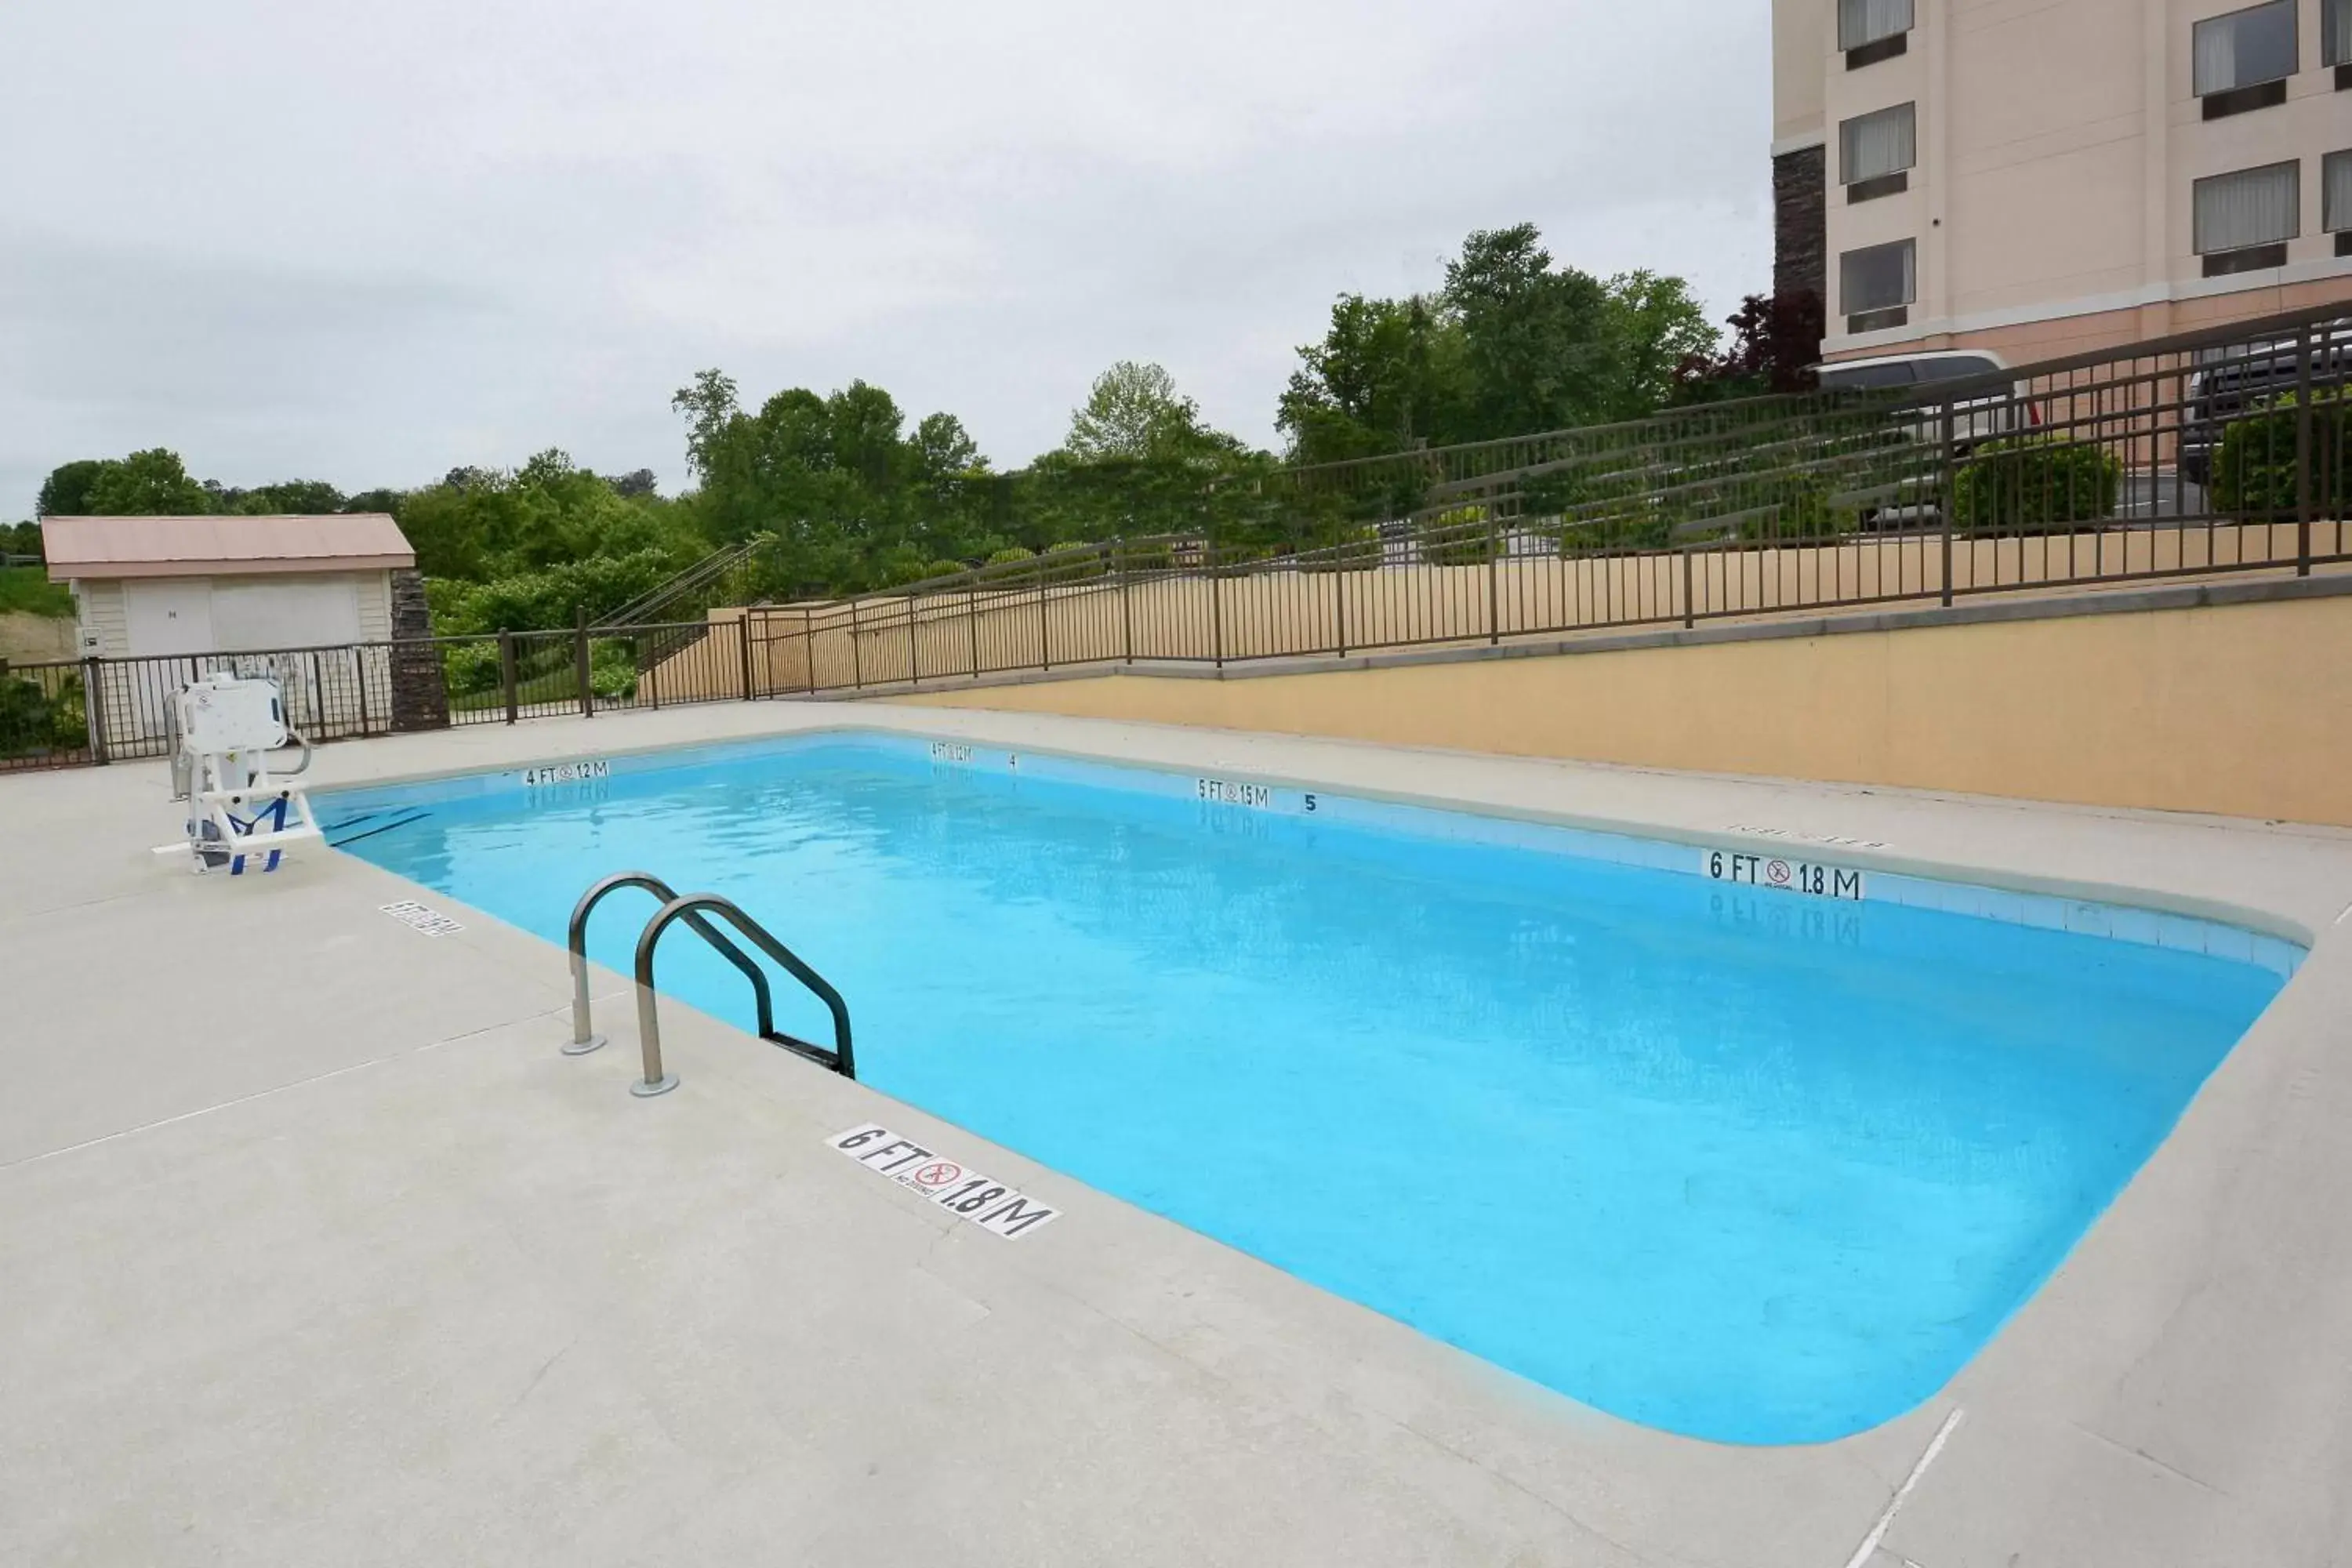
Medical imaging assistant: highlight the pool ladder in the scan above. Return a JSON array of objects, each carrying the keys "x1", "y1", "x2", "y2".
[{"x1": 566, "y1": 872, "x2": 855, "y2": 1098}]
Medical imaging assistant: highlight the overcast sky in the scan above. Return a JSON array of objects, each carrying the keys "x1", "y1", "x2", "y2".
[{"x1": 0, "y1": 1, "x2": 1769, "y2": 514}]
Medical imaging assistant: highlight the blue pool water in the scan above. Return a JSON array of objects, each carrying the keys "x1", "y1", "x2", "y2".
[{"x1": 325, "y1": 733, "x2": 2294, "y2": 1445}]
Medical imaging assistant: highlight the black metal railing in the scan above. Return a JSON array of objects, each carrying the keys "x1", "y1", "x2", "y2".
[
  {"x1": 0, "y1": 657, "x2": 94, "y2": 772},
  {"x1": 3, "y1": 303, "x2": 2344, "y2": 775},
  {"x1": 0, "y1": 615, "x2": 775, "y2": 773},
  {"x1": 733, "y1": 300, "x2": 2349, "y2": 694}
]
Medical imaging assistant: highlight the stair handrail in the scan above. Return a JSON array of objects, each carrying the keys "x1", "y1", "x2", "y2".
[
  {"x1": 627, "y1": 892, "x2": 856, "y2": 1098},
  {"x1": 597, "y1": 538, "x2": 764, "y2": 630},
  {"x1": 565, "y1": 872, "x2": 777, "y2": 1058}
]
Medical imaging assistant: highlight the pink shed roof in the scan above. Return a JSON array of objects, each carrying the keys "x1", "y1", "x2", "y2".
[{"x1": 42, "y1": 514, "x2": 415, "y2": 581}]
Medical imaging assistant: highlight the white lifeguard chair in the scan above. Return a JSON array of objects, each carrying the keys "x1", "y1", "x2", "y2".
[{"x1": 158, "y1": 672, "x2": 324, "y2": 875}]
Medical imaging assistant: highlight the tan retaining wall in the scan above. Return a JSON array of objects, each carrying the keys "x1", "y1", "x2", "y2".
[
  {"x1": 886, "y1": 588, "x2": 2352, "y2": 829},
  {"x1": 648, "y1": 521, "x2": 2347, "y2": 702}
]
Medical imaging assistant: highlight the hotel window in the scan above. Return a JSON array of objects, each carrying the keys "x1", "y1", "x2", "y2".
[
  {"x1": 1841, "y1": 103, "x2": 1917, "y2": 201},
  {"x1": 1841, "y1": 238, "x2": 1916, "y2": 333},
  {"x1": 2328, "y1": 0, "x2": 2352, "y2": 85},
  {"x1": 2194, "y1": 1, "x2": 2299, "y2": 118},
  {"x1": 2328, "y1": 151, "x2": 2352, "y2": 255},
  {"x1": 2194, "y1": 161, "x2": 2300, "y2": 275},
  {"x1": 1840, "y1": 0, "x2": 1914, "y2": 68}
]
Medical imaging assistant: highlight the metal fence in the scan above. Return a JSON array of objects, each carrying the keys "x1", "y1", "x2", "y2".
[
  {"x1": 742, "y1": 300, "x2": 2350, "y2": 691},
  {"x1": 0, "y1": 617, "x2": 760, "y2": 773},
  {"x1": 4, "y1": 302, "x2": 2346, "y2": 773}
]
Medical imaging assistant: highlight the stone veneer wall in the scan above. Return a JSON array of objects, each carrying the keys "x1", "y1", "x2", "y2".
[
  {"x1": 388, "y1": 568, "x2": 450, "y2": 733},
  {"x1": 1773, "y1": 145, "x2": 1827, "y2": 304}
]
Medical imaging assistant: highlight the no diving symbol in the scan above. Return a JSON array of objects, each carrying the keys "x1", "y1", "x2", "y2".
[
  {"x1": 913, "y1": 1160, "x2": 964, "y2": 1190},
  {"x1": 1766, "y1": 859, "x2": 1792, "y2": 887}
]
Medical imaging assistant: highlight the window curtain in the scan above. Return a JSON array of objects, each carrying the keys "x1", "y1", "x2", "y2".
[
  {"x1": 1842, "y1": 103, "x2": 1917, "y2": 183},
  {"x1": 2328, "y1": 0, "x2": 2350, "y2": 66},
  {"x1": 2326, "y1": 152, "x2": 2352, "y2": 234},
  {"x1": 1838, "y1": 0, "x2": 1914, "y2": 50},
  {"x1": 2196, "y1": 2, "x2": 2297, "y2": 94},
  {"x1": 2195, "y1": 162, "x2": 2300, "y2": 253},
  {"x1": 1842, "y1": 241, "x2": 1917, "y2": 314},
  {"x1": 2194, "y1": 12, "x2": 2240, "y2": 93}
]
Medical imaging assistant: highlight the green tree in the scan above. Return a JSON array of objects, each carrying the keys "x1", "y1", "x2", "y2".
[
  {"x1": 398, "y1": 449, "x2": 699, "y2": 587},
  {"x1": 671, "y1": 368, "x2": 742, "y2": 481},
  {"x1": 82, "y1": 449, "x2": 213, "y2": 515},
  {"x1": 909, "y1": 412, "x2": 982, "y2": 481},
  {"x1": 1277, "y1": 227, "x2": 1717, "y2": 465},
  {"x1": 1601, "y1": 271, "x2": 1720, "y2": 419},
  {"x1": 1025, "y1": 362, "x2": 1266, "y2": 547},
  {"x1": 825, "y1": 381, "x2": 910, "y2": 494},
  {"x1": 1277, "y1": 294, "x2": 1473, "y2": 463},
  {"x1": 677, "y1": 370, "x2": 1028, "y2": 592},
  {"x1": 1443, "y1": 223, "x2": 1618, "y2": 440},
  {"x1": 1065, "y1": 361, "x2": 1206, "y2": 460},
  {"x1": 905, "y1": 412, "x2": 997, "y2": 564},
  {"x1": 35, "y1": 459, "x2": 111, "y2": 517},
  {"x1": 206, "y1": 478, "x2": 348, "y2": 514}
]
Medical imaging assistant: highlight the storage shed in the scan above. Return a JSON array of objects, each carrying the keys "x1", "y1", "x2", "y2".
[
  {"x1": 38, "y1": 514, "x2": 444, "y2": 743},
  {"x1": 41, "y1": 514, "x2": 416, "y2": 659}
]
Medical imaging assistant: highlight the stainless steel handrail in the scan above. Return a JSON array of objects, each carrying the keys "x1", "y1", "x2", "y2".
[
  {"x1": 629, "y1": 892, "x2": 855, "y2": 1098},
  {"x1": 564, "y1": 872, "x2": 776, "y2": 1059}
]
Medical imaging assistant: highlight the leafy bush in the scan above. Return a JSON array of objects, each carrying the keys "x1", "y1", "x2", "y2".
[
  {"x1": 0, "y1": 670, "x2": 82, "y2": 758},
  {"x1": 1298, "y1": 523, "x2": 1382, "y2": 572},
  {"x1": 441, "y1": 640, "x2": 504, "y2": 698},
  {"x1": 47, "y1": 672, "x2": 85, "y2": 749},
  {"x1": 1735, "y1": 473, "x2": 1848, "y2": 542},
  {"x1": 590, "y1": 641, "x2": 637, "y2": 700},
  {"x1": 1039, "y1": 542, "x2": 1109, "y2": 583},
  {"x1": 1950, "y1": 437, "x2": 2119, "y2": 534},
  {"x1": 2212, "y1": 389, "x2": 2352, "y2": 518},
  {"x1": 1420, "y1": 506, "x2": 1497, "y2": 565},
  {"x1": 427, "y1": 548, "x2": 680, "y2": 636},
  {"x1": 0, "y1": 676, "x2": 53, "y2": 755},
  {"x1": 985, "y1": 546, "x2": 1034, "y2": 567}
]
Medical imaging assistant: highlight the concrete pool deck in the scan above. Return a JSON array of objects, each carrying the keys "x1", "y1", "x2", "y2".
[{"x1": 4, "y1": 702, "x2": 2350, "y2": 1566}]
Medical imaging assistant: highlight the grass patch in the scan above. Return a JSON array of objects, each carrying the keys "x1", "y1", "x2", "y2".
[
  {"x1": 450, "y1": 665, "x2": 578, "y2": 713},
  {"x1": 0, "y1": 567, "x2": 73, "y2": 619}
]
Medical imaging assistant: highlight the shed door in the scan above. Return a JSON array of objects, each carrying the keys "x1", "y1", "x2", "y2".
[
  {"x1": 212, "y1": 578, "x2": 362, "y2": 652},
  {"x1": 123, "y1": 579, "x2": 217, "y2": 656}
]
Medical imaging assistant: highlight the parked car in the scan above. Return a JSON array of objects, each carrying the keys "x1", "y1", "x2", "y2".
[
  {"x1": 2178, "y1": 334, "x2": 2352, "y2": 488},
  {"x1": 1813, "y1": 350, "x2": 2041, "y2": 529},
  {"x1": 1815, "y1": 350, "x2": 2039, "y2": 451}
]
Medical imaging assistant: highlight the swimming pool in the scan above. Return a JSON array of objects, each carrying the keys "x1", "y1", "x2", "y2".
[{"x1": 323, "y1": 731, "x2": 2297, "y2": 1446}]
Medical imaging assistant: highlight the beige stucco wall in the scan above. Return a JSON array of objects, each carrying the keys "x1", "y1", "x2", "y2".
[
  {"x1": 638, "y1": 605, "x2": 815, "y2": 704},
  {"x1": 1773, "y1": 0, "x2": 1833, "y2": 147},
  {"x1": 648, "y1": 521, "x2": 2344, "y2": 704},
  {"x1": 1886, "y1": 274, "x2": 2352, "y2": 366},
  {"x1": 1795, "y1": 0, "x2": 2352, "y2": 358},
  {"x1": 887, "y1": 590, "x2": 2352, "y2": 828}
]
